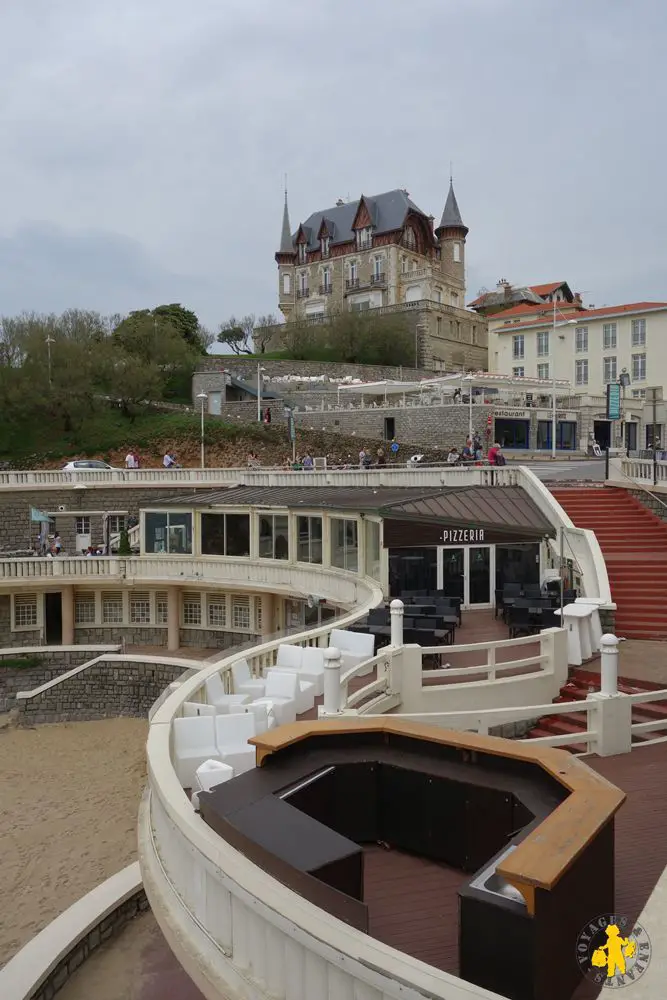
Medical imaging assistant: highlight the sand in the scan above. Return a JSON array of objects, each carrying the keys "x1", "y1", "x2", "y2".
[{"x1": 0, "y1": 717, "x2": 148, "y2": 968}]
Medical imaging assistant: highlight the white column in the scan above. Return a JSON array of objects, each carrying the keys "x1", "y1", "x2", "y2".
[
  {"x1": 167, "y1": 587, "x2": 180, "y2": 653},
  {"x1": 322, "y1": 646, "x2": 342, "y2": 715},
  {"x1": 390, "y1": 598, "x2": 404, "y2": 646},
  {"x1": 599, "y1": 633, "x2": 619, "y2": 696},
  {"x1": 61, "y1": 585, "x2": 74, "y2": 645}
]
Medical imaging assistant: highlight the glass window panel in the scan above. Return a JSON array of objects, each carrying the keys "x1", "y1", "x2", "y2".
[
  {"x1": 225, "y1": 514, "x2": 250, "y2": 557},
  {"x1": 201, "y1": 513, "x2": 226, "y2": 555}
]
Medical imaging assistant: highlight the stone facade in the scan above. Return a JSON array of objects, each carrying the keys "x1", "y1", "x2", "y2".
[
  {"x1": 0, "y1": 486, "x2": 213, "y2": 553},
  {"x1": 31, "y1": 888, "x2": 149, "y2": 1000},
  {"x1": 17, "y1": 659, "x2": 189, "y2": 724},
  {"x1": 0, "y1": 594, "x2": 40, "y2": 646},
  {"x1": 0, "y1": 647, "x2": 114, "y2": 712},
  {"x1": 73, "y1": 625, "x2": 257, "y2": 650}
]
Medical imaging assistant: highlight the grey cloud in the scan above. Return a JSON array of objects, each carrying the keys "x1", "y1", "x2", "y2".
[{"x1": 0, "y1": 0, "x2": 666, "y2": 331}]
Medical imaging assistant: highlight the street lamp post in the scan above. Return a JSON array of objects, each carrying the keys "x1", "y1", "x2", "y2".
[
  {"x1": 257, "y1": 364, "x2": 266, "y2": 422},
  {"x1": 551, "y1": 301, "x2": 577, "y2": 458},
  {"x1": 197, "y1": 392, "x2": 207, "y2": 468},
  {"x1": 46, "y1": 335, "x2": 55, "y2": 386}
]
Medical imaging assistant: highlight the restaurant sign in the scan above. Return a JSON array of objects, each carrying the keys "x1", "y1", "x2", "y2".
[
  {"x1": 442, "y1": 528, "x2": 485, "y2": 543},
  {"x1": 494, "y1": 409, "x2": 530, "y2": 419}
]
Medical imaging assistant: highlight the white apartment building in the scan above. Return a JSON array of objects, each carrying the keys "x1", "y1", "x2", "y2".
[{"x1": 489, "y1": 300, "x2": 667, "y2": 450}]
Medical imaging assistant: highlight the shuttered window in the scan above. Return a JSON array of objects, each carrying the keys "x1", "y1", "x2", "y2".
[
  {"x1": 74, "y1": 592, "x2": 96, "y2": 624},
  {"x1": 182, "y1": 592, "x2": 202, "y2": 626},
  {"x1": 231, "y1": 595, "x2": 251, "y2": 631},
  {"x1": 207, "y1": 596, "x2": 227, "y2": 629},
  {"x1": 155, "y1": 592, "x2": 168, "y2": 625},
  {"x1": 13, "y1": 593, "x2": 38, "y2": 628},
  {"x1": 102, "y1": 591, "x2": 123, "y2": 624},
  {"x1": 130, "y1": 591, "x2": 151, "y2": 625}
]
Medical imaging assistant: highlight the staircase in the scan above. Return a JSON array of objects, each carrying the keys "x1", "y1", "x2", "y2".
[
  {"x1": 525, "y1": 668, "x2": 667, "y2": 751},
  {"x1": 551, "y1": 486, "x2": 667, "y2": 639}
]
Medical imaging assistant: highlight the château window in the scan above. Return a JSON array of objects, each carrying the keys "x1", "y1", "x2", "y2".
[
  {"x1": 322, "y1": 267, "x2": 331, "y2": 292},
  {"x1": 453, "y1": 242, "x2": 461, "y2": 262},
  {"x1": 297, "y1": 243, "x2": 306, "y2": 263},
  {"x1": 402, "y1": 227, "x2": 416, "y2": 249},
  {"x1": 321, "y1": 237, "x2": 330, "y2": 257},
  {"x1": 372, "y1": 256, "x2": 383, "y2": 279},
  {"x1": 282, "y1": 273, "x2": 291, "y2": 295},
  {"x1": 349, "y1": 260, "x2": 358, "y2": 282},
  {"x1": 299, "y1": 272, "x2": 308, "y2": 293},
  {"x1": 356, "y1": 227, "x2": 372, "y2": 249}
]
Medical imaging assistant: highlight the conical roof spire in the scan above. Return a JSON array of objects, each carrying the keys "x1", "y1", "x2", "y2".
[
  {"x1": 437, "y1": 179, "x2": 467, "y2": 233},
  {"x1": 279, "y1": 187, "x2": 293, "y2": 253}
]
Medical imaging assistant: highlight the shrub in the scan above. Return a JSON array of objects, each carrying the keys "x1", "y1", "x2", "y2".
[
  {"x1": 117, "y1": 529, "x2": 132, "y2": 556},
  {"x1": 0, "y1": 656, "x2": 42, "y2": 669}
]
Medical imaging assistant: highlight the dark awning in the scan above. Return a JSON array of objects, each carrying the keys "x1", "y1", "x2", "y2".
[{"x1": 380, "y1": 486, "x2": 555, "y2": 539}]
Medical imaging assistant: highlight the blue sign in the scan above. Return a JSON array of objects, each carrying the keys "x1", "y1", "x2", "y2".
[
  {"x1": 288, "y1": 413, "x2": 296, "y2": 443},
  {"x1": 390, "y1": 442, "x2": 399, "y2": 453},
  {"x1": 606, "y1": 383, "x2": 621, "y2": 420}
]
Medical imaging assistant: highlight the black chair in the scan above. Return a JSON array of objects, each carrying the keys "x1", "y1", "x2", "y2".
[
  {"x1": 540, "y1": 609, "x2": 562, "y2": 629},
  {"x1": 563, "y1": 589, "x2": 577, "y2": 603},
  {"x1": 368, "y1": 608, "x2": 388, "y2": 627},
  {"x1": 434, "y1": 600, "x2": 462, "y2": 626},
  {"x1": 503, "y1": 582, "x2": 522, "y2": 597},
  {"x1": 409, "y1": 605, "x2": 436, "y2": 617},
  {"x1": 523, "y1": 584, "x2": 542, "y2": 599},
  {"x1": 507, "y1": 606, "x2": 538, "y2": 639}
]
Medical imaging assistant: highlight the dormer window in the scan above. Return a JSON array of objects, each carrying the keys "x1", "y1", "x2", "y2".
[
  {"x1": 321, "y1": 236, "x2": 330, "y2": 258},
  {"x1": 402, "y1": 226, "x2": 416, "y2": 250},
  {"x1": 356, "y1": 227, "x2": 372, "y2": 250},
  {"x1": 297, "y1": 243, "x2": 306, "y2": 263}
]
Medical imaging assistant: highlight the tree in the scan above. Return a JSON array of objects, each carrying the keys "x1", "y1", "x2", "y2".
[
  {"x1": 254, "y1": 314, "x2": 281, "y2": 354},
  {"x1": 217, "y1": 315, "x2": 255, "y2": 354},
  {"x1": 117, "y1": 529, "x2": 132, "y2": 556},
  {"x1": 279, "y1": 309, "x2": 415, "y2": 366},
  {"x1": 114, "y1": 304, "x2": 207, "y2": 354}
]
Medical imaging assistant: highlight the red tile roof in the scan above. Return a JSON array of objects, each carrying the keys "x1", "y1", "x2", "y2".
[
  {"x1": 489, "y1": 301, "x2": 584, "y2": 322},
  {"x1": 529, "y1": 281, "x2": 567, "y2": 296},
  {"x1": 493, "y1": 301, "x2": 667, "y2": 333}
]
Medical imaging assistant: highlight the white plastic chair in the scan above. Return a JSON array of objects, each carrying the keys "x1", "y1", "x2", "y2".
[
  {"x1": 251, "y1": 671, "x2": 298, "y2": 726},
  {"x1": 275, "y1": 644, "x2": 303, "y2": 670},
  {"x1": 330, "y1": 628, "x2": 375, "y2": 677},
  {"x1": 231, "y1": 658, "x2": 266, "y2": 699},
  {"x1": 266, "y1": 667, "x2": 315, "y2": 713},
  {"x1": 214, "y1": 713, "x2": 257, "y2": 774},
  {"x1": 182, "y1": 701, "x2": 216, "y2": 717},
  {"x1": 172, "y1": 716, "x2": 220, "y2": 789},
  {"x1": 205, "y1": 673, "x2": 250, "y2": 714},
  {"x1": 191, "y1": 758, "x2": 234, "y2": 810},
  {"x1": 298, "y1": 646, "x2": 325, "y2": 696},
  {"x1": 230, "y1": 701, "x2": 276, "y2": 735}
]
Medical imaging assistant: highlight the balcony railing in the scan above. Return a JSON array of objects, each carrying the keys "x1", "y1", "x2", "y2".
[
  {"x1": 296, "y1": 288, "x2": 310, "y2": 299},
  {"x1": 370, "y1": 272, "x2": 386, "y2": 285},
  {"x1": 319, "y1": 284, "x2": 333, "y2": 295},
  {"x1": 345, "y1": 277, "x2": 360, "y2": 290}
]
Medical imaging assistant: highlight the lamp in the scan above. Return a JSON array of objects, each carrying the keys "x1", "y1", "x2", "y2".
[
  {"x1": 551, "y1": 301, "x2": 577, "y2": 458},
  {"x1": 196, "y1": 392, "x2": 208, "y2": 468}
]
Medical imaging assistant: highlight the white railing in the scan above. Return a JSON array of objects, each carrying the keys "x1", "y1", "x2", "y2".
[
  {"x1": 627, "y1": 689, "x2": 667, "y2": 746},
  {"x1": 611, "y1": 455, "x2": 667, "y2": 486},
  {"x1": 142, "y1": 581, "x2": 509, "y2": 1000},
  {"x1": 420, "y1": 632, "x2": 550, "y2": 682}
]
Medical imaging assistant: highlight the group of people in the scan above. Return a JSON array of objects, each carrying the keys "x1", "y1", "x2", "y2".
[
  {"x1": 124, "y1": 450, "x2": 141, "y2": 469},
  {"x1": 446, "y1": 435, "x2": 506, "y2": 466}
]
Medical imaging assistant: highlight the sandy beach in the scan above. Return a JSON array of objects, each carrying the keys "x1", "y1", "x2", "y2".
[{"x1": 0, "y1": 717, "x2": 148, "y2": 968}]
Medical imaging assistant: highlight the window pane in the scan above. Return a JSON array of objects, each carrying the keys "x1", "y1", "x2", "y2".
[
  {"x1": 365, "y1": 520, "x2": 381, "y2": 579},
  {"x1": 331, "y1": 518, "x2": 346, "y2": 569},
  {"x1": 145, "y1": 513, "x2": 168, "y2": 553},
  {"x1": 167, "y1": 513, "x2": 192, "y2": 554},
  {"x1": 201, "y1": 513, "x2": 226, "y2": 556},
  {"x1": 225, "y1": 514, "x2": 250, "y2": 557},
  {"x1": 259, "y1": 516, "x2": 274, "y2": 558},
  {"x1": 345, "y1": 520, "x2": 358, "y2": 572},
  {"x1": 274, "y1": 515, "x2": 289, "y2": 560},
  {"x1": 310, "y1": 517, "x2": 322, "y2": 564}
]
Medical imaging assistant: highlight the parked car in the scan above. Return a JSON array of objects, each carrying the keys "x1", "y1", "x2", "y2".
[{"x1": 62, "y1": 460, "x2": 118, "y2": 471}]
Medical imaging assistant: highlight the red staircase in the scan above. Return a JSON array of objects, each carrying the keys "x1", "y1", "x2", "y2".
[
  {"x1": 525, "y1": 668, "x2": 667, "y2": 751},
  {"x1": 551, "y1": 486, "x2": 667, "y2": 639}
]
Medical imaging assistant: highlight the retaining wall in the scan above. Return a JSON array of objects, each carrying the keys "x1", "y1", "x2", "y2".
[
  {"x1": 17, "y1": 659, "x2": 189, "y2": 725},
  {"x1": 0, "y1": 647, "x2": 118, "y2": 712}
]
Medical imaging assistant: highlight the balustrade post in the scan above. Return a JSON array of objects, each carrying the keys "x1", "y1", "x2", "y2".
[
  {"x1": 322, "y1": 646, "x2": 342, "y2": 715},
  {"x1": 599, "y1": 633, "x2": 619, "y2": 696},
  {"x1": 390, "y1": 599, "x2": 404, "y2": 646}
]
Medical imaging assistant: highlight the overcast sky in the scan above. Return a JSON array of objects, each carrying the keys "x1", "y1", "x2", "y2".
[{"x1": 1, "y1": 0, "x2": 666, "y2": 339}]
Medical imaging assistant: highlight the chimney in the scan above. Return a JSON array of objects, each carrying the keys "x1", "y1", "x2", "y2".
[
  {"x1": 573, "y1": 292, "x2": 583, "y2": 307},
  {"x1": 335, "y1": 199, "x2": 344, "y2": 207}
]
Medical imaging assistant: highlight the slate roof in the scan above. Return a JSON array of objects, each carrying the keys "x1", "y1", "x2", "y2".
[
  {"x1": 292, "y1": 190, "x2": 427, "y2": 252},
  {"x1": 437, "y1": 181, "x2": 466, "y2": 230},
  {"x1": 154, "y1": 485, "x2": 555, "y2": 537}
]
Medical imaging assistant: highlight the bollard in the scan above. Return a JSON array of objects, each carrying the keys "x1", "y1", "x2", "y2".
[
  {"x1": 599, "y1": 633, "x2": 619, "y2": 696},
  {"x1": 323, "y1": 646, "x2": 342, "y2": 714},
  {"x1": 390, "y1": 599, "x2": 404, "y2": 646}
]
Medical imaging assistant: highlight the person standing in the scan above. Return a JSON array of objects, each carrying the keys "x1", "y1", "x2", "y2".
[{"x1": 125, "y1": 450, "x2": 135, "y2": 469}]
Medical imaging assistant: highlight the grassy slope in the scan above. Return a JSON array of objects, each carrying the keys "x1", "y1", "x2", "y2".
[{"x1": 4, "y1": 409, "x2": 443, "y2": 469}]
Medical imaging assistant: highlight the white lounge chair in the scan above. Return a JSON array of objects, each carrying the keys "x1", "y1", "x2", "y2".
[
  {"x1": 191, "y1": 758, "x2": 234, "y2": 810},
  {"x1": 251, "y1": 671, "x2": 298, "y2": 726},
  {"x1": 231, "y1": 658, "x2": 266, "y2": 699},
  {"x1": 275, "y1": 644, "x2": 303, "y2": 670},
  {"x1": 272, "y1": 643, "x2": 320, "y2": 704},
  {"x1": 265, "y1": 667, "x2": 315, "y2": 713},
  {"x1": 299, "y1": 646, "x2": 326, "y2": 696},
  {"x1": 330, "y1": 628, "x2": 375, "y2": 677},
  {"x1": 230, "y1": 701, "x2": 276, "y2": 734},
  {"x1": 205, "y1": 673, "x2": 250, "y2": 714},
  {"x1": 214, "y1": 713, "x2": 257, "y2": 774},
  {"x1": 172, "y1": 716, "x2": 220, "y2": 789},
  {"x1": 182, "y1": 701, "x2": 216, "y2": 717}
]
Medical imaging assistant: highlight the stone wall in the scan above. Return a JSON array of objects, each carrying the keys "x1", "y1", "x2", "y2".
[
  {"x1": 31, "y1": 888, "x2": 149, "y2": 1000},
  {"x1": 0, "y1": 594, "x2": 40, "y2": 646},
  {"x1": 628, "y1": 489, "x2": 667, "y2": 523},
  {"x1": 292, "y1": 403, "x2": 494, "y2": 449},
  {"x1": 0, "y1": 485, "x2": 214, "y2": 553},
  {"x1": 73, "y1": 626, "x2": 256, "y2": 650},
  {"x1": 17, "y1": 659, "x2": 189, "y2": 725},
  {"x1": 196, "y1": 357, "x2": 427, "y2": 384},
  {"x1": 0, "y1": 647, "x2": 114, "y2": 712}
]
